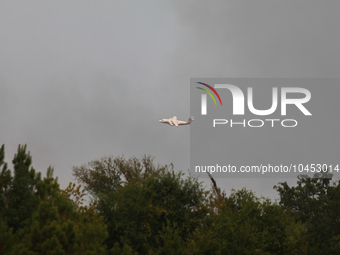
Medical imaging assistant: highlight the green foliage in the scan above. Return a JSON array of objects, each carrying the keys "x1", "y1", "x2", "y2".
[
  {"x1": 9, "y1": 171, "x2": 109, "y2": 255},
  {"x1": 274, "y1": 172, "x2": 340, "y2": 254},
  {"x1": 103, "y1": 166, "x2": 206, "y2": 253},
  {"x1": 6, "y1": 144, "x2": 40, "y2": 231},
  {"x1": 72, "y1": 155, "x2": 164, "y2": 199},
  {"x1": 149, "y1": 221, "x2": 190, "y2": 255},
  {"x1": 110, "y1": 243, "x2": 138, "y2": 255},
  {"x1": 0, "y1": 217, "x2": 16, "y2": 254},
  {"x1": 188, "y1": 188, "x2": 307, "y2": 255},
  {"x1": 61, "y1": 182, "x2": 99, "y2": 218},
  {"x1": 0, "y1": 144, "x2": 108, "y2": 255},
  {"x1": 0, "y1": 144, "x2": 11, "y2": 215},
  {"x1": 3, "y1": 144, "x2": 340, "y2": 254},
  {"x1": 72, "y1": 154, "x2": 308, "y2": 254},
  {"x1": 73, "y1": 156, "x2": 208, "y2": 254}
]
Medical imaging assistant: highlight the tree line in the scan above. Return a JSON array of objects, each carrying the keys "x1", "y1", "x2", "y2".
[{"x1": 1, "y1": 144, "x2": 340, "y2": 254}]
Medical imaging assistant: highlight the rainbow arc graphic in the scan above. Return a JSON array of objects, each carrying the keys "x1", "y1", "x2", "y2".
[{"x1": 196, "y1": 82, "x2": 222, "y2": 115}]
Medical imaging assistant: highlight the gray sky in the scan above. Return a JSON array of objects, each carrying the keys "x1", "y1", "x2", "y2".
[{"x1": 1, "y1": 1, "x2": 340, "y2": 199}]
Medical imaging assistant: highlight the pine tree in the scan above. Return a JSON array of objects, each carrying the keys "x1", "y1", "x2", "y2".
[
  {"x1": 0, "y1": 144, "x2": 11, "y2": 215},
  {"x1": 6, "y1": 144, "x2": 40, "y2": 231},
  {"x1": 10, "y1": 167, "x2": 108, "y2": 255}
]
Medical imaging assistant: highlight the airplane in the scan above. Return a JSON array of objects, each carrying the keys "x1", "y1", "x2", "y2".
[{"x1": 159, "y1": 116, "x2": 194, "y2": 127}]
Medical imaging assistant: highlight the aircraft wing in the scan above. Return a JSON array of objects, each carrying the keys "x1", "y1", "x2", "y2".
[
  {"x1": 172, "y1": 116, "x2": 178, "y2": 127},
  {"x1": 159, "y1": 118, "x2": 173, "y2": 125}
]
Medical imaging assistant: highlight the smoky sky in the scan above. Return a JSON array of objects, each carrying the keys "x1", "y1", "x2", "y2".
[{"x1": 1, "y1": 1, "x2": 339, "y2": 199}]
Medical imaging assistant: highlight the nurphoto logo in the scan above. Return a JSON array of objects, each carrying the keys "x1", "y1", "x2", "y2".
[{"x1": 197, "y1": 82, "x2": 312, "y2": 128}]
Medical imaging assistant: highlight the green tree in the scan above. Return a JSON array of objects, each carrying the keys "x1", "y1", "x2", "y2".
[
  {"x1": 6, "y1": 144, "x2": 41, "y2": 231},
  {"x1": 274, "y1": 172, "x2": 340, "y2": 254},
  {"x1": 73, "y1": 156, "x2": 208, "y2": 254},
  {"x1": 189, "y1": 188, "x2": 307, "y2": 255},
  {"x1": 148, "y1": 221, "x2": 191, "y2": 255},
  {"x1": 0, "y1": 144, "x2": 11, "y2": 215},
  {"x1": 10, "y1": 167, "x2": 108, "y2": 255},
  {"x1": 0, "y1": 144, "x2": 109, "y2": 254},
  {"x1": 72, "y1": 155, "x2": 164, "y2": 199},
  {"x1": 61, "y1": 182, "x2": 99, "y2": 219},
  {"x1": 0, "y1": 217, "x2": 16, "y2": 255}
]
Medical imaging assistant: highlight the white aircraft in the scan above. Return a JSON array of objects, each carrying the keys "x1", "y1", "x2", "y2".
[{"x1": 159, "y1": 116, "x2": 194, "y2": 127}]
